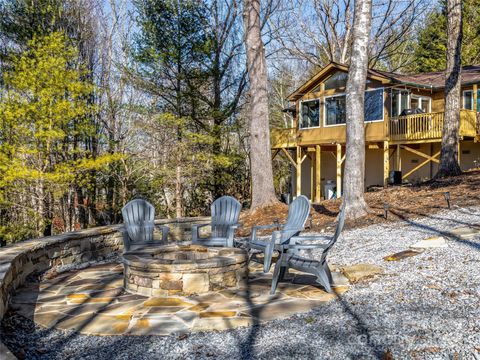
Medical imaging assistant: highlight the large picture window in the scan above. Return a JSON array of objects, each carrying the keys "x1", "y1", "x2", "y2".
[
  {"x1": 364, "y1": 89, "x2": 384, "y2": 121},
  {"x1": 324, "y1": 88, "x2": 384, "y2": 126},
  {"x1": 300, "y1": 99, "x2": 320, "y2": 128},
  {"x1": 325, "y1": 95, "x2": 346, "y2": 125}
]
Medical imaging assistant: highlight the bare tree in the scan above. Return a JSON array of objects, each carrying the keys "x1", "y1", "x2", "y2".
[
  {"x1": 342, "y1": 0, "x2": 372, "y2": 220},
  {"x1": 436, "y1": 0, "x2": 463, "y2": 178},
  {"x1": 276, "y1": 0, "x2": 428, "y2": 72},
  {"x1": 243, "y1": 0, "x2": 278, "y2": 209}
]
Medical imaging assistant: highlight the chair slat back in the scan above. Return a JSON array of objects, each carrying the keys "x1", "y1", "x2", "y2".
[
  {"x1": 321, "y1": 203, "x2": 346, "y2": 262},
  {"x1": 211, "y1": 196, "x2": 241, "y2": 238},
  {"x1": 281, "y1": 195, "x2": 310, "y2": 243},
  {"x1": 122, "y1": 199, "x2": 155, "y2": 244}
]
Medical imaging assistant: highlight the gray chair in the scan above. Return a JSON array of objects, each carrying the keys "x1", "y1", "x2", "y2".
[
  {"x1": 121, "y1": 199, "x2": 169, "y2": 252},
  {"x1": 247, "y1": 195, "x2": 310, "y2": 273},
  {"x1": 270, "y1": 203, "x2": 346, "y2": 294},
  {"x1": 191, "y1": 196, "x2": 241, "y2": 247}
]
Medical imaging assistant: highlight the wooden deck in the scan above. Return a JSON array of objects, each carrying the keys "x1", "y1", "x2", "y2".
[
  {"x1": 389, "y1": 110, "x2": 477, "y2": 142},
  {"x1": 271, "y1": 110, "x2": 479, "y2": 148}
]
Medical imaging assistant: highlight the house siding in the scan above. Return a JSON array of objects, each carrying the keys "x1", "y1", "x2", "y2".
[{"x1": 274, "y1": 63, "x2": 480, "y2": 201}]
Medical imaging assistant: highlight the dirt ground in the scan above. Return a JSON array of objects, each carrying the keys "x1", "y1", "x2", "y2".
[{"x1": 238, "y1": 169, "x2": 480, "y2": 236}]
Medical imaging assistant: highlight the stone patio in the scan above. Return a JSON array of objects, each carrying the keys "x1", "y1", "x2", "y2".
[
  {"x1": 9, "y1": 262, "x2": 358, "y2": 336},
  {"x1": 4, "y1": 209, "x2": 480, "y2": 359},
  {"x1": 7, "y1": 221, "x2": 480, "y2": 339}
]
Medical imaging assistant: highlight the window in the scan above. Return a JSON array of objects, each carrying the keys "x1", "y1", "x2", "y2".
[
  {"x1": 364, "y1": 89, "x2": 384, "y2": 121},
  {"x1": 300, "y1": 99, "x2": 320, "y2": 128},
  {"x1": 463, "y1": 90, "x2": 473, "y2": 110},
  {"x1": 391, "y1": 90, "x2": 410, "y2": 116},
  {"x1": 324, "y1": 89, "x2": 384, "y2": 126},
  {"x1": 324, "y1": 71, "x2": 348, "y2": 90},
  {"x1": 478, "y1": 89, "x2": 480, "y2": 111},
  {"x1": 411, "y1": 95, "x2": 431, "y2": 113},
  {"x1": 325, "y1": 95, "x2": 346, "y2": 125}
]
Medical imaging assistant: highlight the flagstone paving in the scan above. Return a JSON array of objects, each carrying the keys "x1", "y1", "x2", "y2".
[
  {"x1": 10, "y1": 262, "x2": 354, "y2": 336},
  {"x1": 9, "y1": 221, "x2": 480, "y2": 338},
  {"x1": 4, "y1": 209, "x2": 480, "y2": 359},
  {"x1": 410, "y1": 236, "x2": 448, "y2": 249},
  {"x1": 340, "y1": 264, "x2": 384, "y2": 283}
]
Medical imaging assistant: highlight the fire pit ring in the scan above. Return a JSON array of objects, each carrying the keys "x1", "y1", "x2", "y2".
[{"x1": 122, "y1": 244, "x2": 248, "y2": 297}]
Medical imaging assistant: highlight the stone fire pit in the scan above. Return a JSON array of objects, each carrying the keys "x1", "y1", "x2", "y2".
[{"x1": 122, "y1": 244, "x2": 248, "y2": 297}]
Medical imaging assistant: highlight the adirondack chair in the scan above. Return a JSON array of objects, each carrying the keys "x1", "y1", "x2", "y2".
[
  {"x1": 191, "y1": 196, "x2": 242, "y2": 247},
  {"x1": 270, "y1": 203, "x2": 346, "y2": 294},
  {"x1": 247, "y1": 195, "x2": 310, "y2": 273},
  {"x1": 121, "y1": 199, "x2": 169, "y2": 252}
]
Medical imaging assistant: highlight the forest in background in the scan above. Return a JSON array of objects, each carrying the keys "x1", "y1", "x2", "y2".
[{"x1": 0, "y1": 0, "x2": 478, "y2": 243}]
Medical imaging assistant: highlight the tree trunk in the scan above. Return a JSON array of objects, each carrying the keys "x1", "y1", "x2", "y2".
[
  {"x1": 175, "y1": 162, "x2": 183, "y2": 218},
  {"x1": 43, "y1": 189, "x2": 54, "y2": 236},
  {"x1": 243, "y1": 0, "x2": 278, "y2": 210},
  {"x1": 342, "y1": 0, "x2": 372, "y2": 220},
  {"x1": 436, "y1": 0, "x2": 463, "y2": 178}
]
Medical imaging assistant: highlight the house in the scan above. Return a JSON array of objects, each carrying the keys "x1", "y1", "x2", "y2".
[{"x1": 271, "y1": 62, "x2": 480, "y2": 202}]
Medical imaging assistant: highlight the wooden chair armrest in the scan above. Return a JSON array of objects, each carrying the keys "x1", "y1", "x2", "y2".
[
  {"x1": 280, "y1": 243, "x2": 329, "y2": 250},
  {"x1": 154, "y1": 224, "x2": 170, "y2": 231},
  {"x1": 192, "y1": 223, "x2": 210, "y2": 243},
  {"x1": 251, "y1": 224, "x2": 277, "y2": 242},
  {"x1": 154, "y1": 224, "x2": 170, "y2": 242},
  {"x1": 191, "y1": 223, "x2": 210, "y2": 230},
  {"x1": 290, "y1": 235, "x2": 330, "y2": 243},
  {"x1": 272, "y1": 227, "x2": 305, "y2": 244},
  {"x1": 252, "y1": 223, "x2": 282, "y2": 231}
]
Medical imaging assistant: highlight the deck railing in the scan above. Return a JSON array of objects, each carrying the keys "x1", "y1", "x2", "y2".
[
  {"x1": 389, "y1": 110, "x2": 478, "y2": 141},
  {"x1": 389, "y1": 112, "x2": 444, "y2": 141},
  {"x1": 459, "y1": 109, "x2": 477, "y2": 136},
  {"x1": 271, "y1": 111, "x2": 479, "y2": 147}
]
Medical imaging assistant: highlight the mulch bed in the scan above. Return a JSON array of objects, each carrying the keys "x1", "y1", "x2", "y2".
[{"x1": 238, "y1": 169, "x2": 480, "y2": 236}]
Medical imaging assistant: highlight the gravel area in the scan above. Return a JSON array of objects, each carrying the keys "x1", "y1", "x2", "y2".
[{"x1": 2, "y1": 206, "x2": 480, "y2": 359}]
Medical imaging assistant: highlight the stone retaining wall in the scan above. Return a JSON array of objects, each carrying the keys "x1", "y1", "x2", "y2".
[{"x1": 0, "y1": 217, "x2": 208, "y2": 325}]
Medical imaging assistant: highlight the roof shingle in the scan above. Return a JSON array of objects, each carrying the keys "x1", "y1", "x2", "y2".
[{"x1": 374, "y1": 65, "x2": 480, "y2": 89}]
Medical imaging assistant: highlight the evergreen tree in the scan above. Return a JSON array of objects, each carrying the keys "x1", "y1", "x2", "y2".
[
  {"x1": 411, "y1": 0, "x2": 480, "y2": 72},
  {"x1": 0, "y1": 32, "x2": 120, "y2": 239},
  {"x1": 132, "y1": 0, "x2": 248, "y2": 216},
  {"x1": 1, "y1": 0, "x2": 105, "y2": 228},
  {"x1": 0, "y1": 0, "x2": 97, "y2": 65},
  {"x1": 132, "y1": 0, "x2": 211, "y2": 217},
  {"x1": 412, "y1": 9, "x2": 447, "y2": 72}
]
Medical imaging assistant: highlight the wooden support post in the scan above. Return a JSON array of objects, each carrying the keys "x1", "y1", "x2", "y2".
[
  {"x1": 458, "y1": 141, "x2": 461, "y2": 168},
  {"x1": 430, "y1": 143, "x2": 434, "y2": 178},
  {"x1": 383, "y1": 141, "x2": 390, "y2": 187},
  {"x1": 315, "y1": 145, "x2": 321, "y2": 203},
  {"x1": 310, "y1": 154, "x2": 314, "y2": 202},
  {"x1": 396, "y1": 144, "x2": 401, "y2": 171},
  {"x1": 474, "y1": 84, "x2": 478, "y2": 112},
  {"x1": 336, "y1": 143, "x2": 342, "y2": 198},
  {"x1": 296, "y1": 146, "x2": 302, "y2": 197}
]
